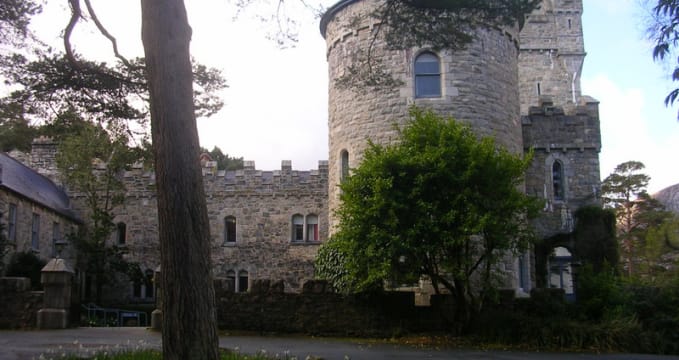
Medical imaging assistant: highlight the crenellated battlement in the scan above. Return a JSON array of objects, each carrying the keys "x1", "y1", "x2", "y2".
[{"x1": 522, "y1": 96, "x2": 601, "y2": 153}]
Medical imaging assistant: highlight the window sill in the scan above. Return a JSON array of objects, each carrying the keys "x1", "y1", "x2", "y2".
[
  {"x1": 290, "y1": 241, "x2": 322, "y2": 246},
  {"x1": 222, "y1": 242, "x2": 237, "y2": 247}
]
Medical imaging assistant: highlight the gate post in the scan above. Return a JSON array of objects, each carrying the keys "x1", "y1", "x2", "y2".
[
  {"x1": 37, "y1": 258, "x2": 74, "y2": 329},
  {"x1": 151, "y1": 266, "x2": 162, "y2": 330}
]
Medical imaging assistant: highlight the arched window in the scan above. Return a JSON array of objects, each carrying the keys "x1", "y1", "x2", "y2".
[
  {"x1": 340, "y1": 149, "x2": 349, "y2": 183},
  {"x1": 224, "y1": 216, "x2": 236, "y2": 244},
  {"x1": 414, "y1": 52, "x2": 441, "y2": 98},
  {"x1": 552, "y1": 161, "x2": 564, "y2": 200},
  {"x1": 116, "y1": 222, "x2": 127, "y2": 245},
  {"x1": 238, "y1": 270, "x2": 249, "y2": 293},
  {"x1": 306, "y1": 214, "x2": 319, "y2": 242},
  {"x1": 292, "y1": 214, "x2": 304, "y2": 242}
]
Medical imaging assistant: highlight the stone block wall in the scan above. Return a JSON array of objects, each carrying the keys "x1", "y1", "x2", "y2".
[
  {"x1": 519, "y1": 0, "x2": 586, "y2": 114},
  {"x1": 0, "y1": 277, "x2": 43, "y2": 329},
  {"x1": 215, "y1": 280, "x2": 448, "y2": 336},
  {"x1": 71, "y1": 160, "x2": 330, "y2": 303},
  {"x1": 523, "y1": 98, "x2": 601, "y2": 239},
  {"x1": 0, "y1": 189, "x2": 79, "y2": 266}
]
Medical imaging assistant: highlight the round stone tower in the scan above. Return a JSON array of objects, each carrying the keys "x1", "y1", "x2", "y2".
[{"x1": 321, "y1": 0, "x2": 523, "y2": 231}]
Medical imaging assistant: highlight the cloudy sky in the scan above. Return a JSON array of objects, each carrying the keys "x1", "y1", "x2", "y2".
[{"x1": 27, "y1": 0, "x2": 679, "y2": 194}]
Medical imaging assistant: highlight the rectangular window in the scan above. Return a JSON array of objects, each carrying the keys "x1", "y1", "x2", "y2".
[
  {"x1": 8, "y1": 203, "x2": 17, "y2": 243},
  {"x1": 224, "y1": 217, "x2": 236, "y2": 243},
  {"x1": 294, "y1": 224, "x2": 304, "y2": 241},
  {"x1": 31, "y1": 213, "x2": 40, "y2": 250}
]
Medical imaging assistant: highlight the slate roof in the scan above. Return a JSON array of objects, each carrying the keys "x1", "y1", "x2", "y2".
[{"x1": 0, "y1": 153, "x2": 81, "y2": 222}]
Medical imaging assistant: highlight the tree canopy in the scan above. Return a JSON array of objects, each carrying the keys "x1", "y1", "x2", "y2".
[
  {"x1": 316, "y1": 108, "x2": 539, "y2": 327},
  {"x1": 650, "y1": 0, "x2": 679, "y2": 118},
  {"x1": 602, "y1": 161, "x2": 673, "y2": 277}
]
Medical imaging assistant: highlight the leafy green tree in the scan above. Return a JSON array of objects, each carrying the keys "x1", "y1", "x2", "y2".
[
  {"x1": 316, "y1": 108, "x2": 539, "y2": 328},
  {"x1": 602, "y1": 161, "x2": 672, "y2": 277},
  {"x1": 650, "y1": 0, "x2": 679, "y2": 118},
  {"x1": 56, "y1": 118, "x2": 144, "y2": 304},
  {"x1": 200, "y1": 146, "x2": 244, "y2": 171}
]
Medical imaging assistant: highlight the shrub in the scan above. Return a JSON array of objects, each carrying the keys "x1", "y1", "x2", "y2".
[{"x1": 6, "y1": 251, "x2": 46, "y2": 290}]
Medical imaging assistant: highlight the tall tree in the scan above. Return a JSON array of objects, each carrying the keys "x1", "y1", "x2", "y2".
[
  {"x1": 650, "y1": 0, "x2": 679, "y2": 118},
  {"x1": 602, "y1": 161, "x2": 671, "y2": 276},
  {"x1": 141, "y1": 1, "x2": 219, "y2": 358},
  {"x1": 316, "y1": 108, "x2": 539, "y2": 330}
]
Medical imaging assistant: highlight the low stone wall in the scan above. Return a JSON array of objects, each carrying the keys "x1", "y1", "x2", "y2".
[
  {"x1": 0, "y1": 277, "x2": 43, "y2": 329},
  {"x1": 215, "y1": 279, "x2": 450, "y2": 337}
]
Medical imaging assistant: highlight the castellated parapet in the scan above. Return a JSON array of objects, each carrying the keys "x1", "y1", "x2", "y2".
[
  {"x1": 322, "y1": 0, "x2": 523, "y2": 231},
  {"x1": 63, "y1": 159, "x2": 329, "y2": 302}
]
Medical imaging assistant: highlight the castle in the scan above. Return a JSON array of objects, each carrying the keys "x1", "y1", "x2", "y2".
[{"x1": 1, "y1": 0, "x2": 600, "y2": 303}]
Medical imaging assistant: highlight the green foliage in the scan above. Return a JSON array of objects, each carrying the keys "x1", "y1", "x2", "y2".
[
  {"x1": 316, "y1": 108, "x2": 539, "y2": 324},
  {"x1": 6, "y1": 251, "x2": 46, "y2": 290},
  {"x1": 200, "y1": 146, "x2": 244, "y2": 171},
  {"x1": 55, "y1": 118, "x2": 144, "y2": 303},
  {"x1": 601, "y1": 161, "x2": 672, "y2": 277},
  {"x1": 0, "y1": 53, "x2": 226, "y2": 142},
  {"x1": 573, "y1": 206, "x2": 618, "y2": 271},
  {"x1": 650, "y1": 0, "x2": 679, "y2": 118}
]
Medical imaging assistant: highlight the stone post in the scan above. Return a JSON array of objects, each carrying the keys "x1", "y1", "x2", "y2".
[
  {"x1": 151, "y1": 266, "x2": 162, "y2": 330},
  {"x1": 37, "y1": 258, "x2": 74, "y2": 329}
]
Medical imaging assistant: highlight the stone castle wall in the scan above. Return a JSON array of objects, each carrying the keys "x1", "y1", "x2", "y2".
[
  {"x1": 322, "y1": 0, "x2": 522, "y2": 230},
  {"x1": 522, "y1": 97, "x2": 601, "y2": 239},
  {"x1": 519, "y1": 0, "x2": 586, "y2": 114},
  {"x1": 66, "y1": 160, "x2": 330, "y2": 302}
]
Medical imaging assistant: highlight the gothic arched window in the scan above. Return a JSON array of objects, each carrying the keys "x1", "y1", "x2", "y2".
[
  {"x1": 552, "y1": 161, "x2": 564, "y2": 200},
  {"x1": 414, "y1": 52, "x2": 441, "y2": 98}
]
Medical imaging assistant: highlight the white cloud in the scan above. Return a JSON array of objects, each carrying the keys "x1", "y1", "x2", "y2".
[{"x1": 583, "y1": 74, "x2": 679, "y2": 193}]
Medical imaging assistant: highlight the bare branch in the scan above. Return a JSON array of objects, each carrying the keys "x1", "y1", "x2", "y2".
[
  {"x1": 64, "y1": 0, "x2": 82, "y2": 68},
  {"x1": 82, "y1": 0, "x2": 140, "y2": 70}
]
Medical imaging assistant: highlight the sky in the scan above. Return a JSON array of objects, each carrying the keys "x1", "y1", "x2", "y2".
[{"x1": 24, "y1": 0, "x2": 679, "y2": 194}]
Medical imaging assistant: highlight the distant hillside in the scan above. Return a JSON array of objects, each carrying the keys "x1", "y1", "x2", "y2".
[{"x1": 654, "y1": 183, "x2": 679, "y2": 214}]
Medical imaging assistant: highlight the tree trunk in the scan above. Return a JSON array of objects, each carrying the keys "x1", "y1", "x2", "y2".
[{"x1": 140, "y1": 1, "x2": 219, "y2": 359}]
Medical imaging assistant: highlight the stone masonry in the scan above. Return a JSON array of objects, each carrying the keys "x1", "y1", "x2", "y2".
[{"x1": 2, "y1": 0, "x2": 601, "y2": 303}]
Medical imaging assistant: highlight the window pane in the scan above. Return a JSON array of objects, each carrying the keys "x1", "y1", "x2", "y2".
[
  {"x1": 31, "y1": 213, "x2": 39, "y2": 250},
  {"x1": 553, "y1": 161, "x2": 564, "y2": 200},
  {"x1": 8, "y1": 204, "x2": 16, "y2": 242},
  {"x1": 292, "y1": 215, "x2": 304, "y2": 241},
  {"x1": 416, "y1": 75, "x2": 441, "y2": 97},
  {"x1": 306, "y1": 215, "x2": 319, "y2": 241},
  {"x1": 415, "y1": 52, "x2": 441, "y2": 98},
  {"x1": 117, "y1": 223, "x2": 127, "y2": 245},
  {"x1": 238, "y1": 271, "x2": 248, "y2": 293},
  {"x1": 225, "y1": 217, "x2": 236, "y2": 243}
]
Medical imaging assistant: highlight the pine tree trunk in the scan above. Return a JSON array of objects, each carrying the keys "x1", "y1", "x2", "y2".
[{"x1": 140, "y1": 1, "x2": 220, "y2": 359}]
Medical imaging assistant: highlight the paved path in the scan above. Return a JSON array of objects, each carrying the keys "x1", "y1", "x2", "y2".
[{"x1": 1, "y1": 327, "x2": 679, "y2": 360}]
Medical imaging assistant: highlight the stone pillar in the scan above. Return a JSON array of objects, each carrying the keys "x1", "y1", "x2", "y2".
[
  {"x1": 37, "y1": 258, "x2": 74, "y2": 329},
  {"x1": 151, "y1": 266, "x2": 162, "y2": 330}
]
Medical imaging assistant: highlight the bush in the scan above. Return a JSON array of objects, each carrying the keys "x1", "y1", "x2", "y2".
[{"x1": 6, "y1": 251, "x2": 46, "y2": 290}]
